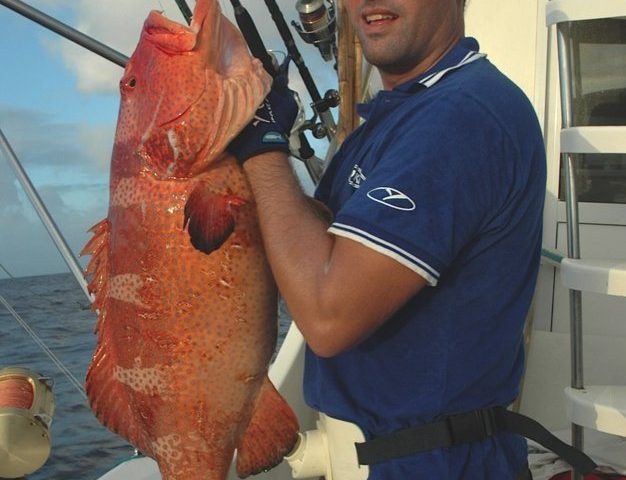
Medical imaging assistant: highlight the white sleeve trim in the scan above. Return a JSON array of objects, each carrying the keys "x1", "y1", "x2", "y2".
[{"x1": 328, "y1": 223, "x2": 440, "y2": 286}]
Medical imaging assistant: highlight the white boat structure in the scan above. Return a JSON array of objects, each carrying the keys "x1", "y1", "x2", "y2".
[{"x1": 1, "y1": 0, "x2": 626, "y2": 479}]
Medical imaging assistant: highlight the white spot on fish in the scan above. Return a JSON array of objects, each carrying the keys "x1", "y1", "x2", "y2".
[
  {"x1": 109, "y1": 274, "x2": 148, "y2": 308},
  {"x1": 111, "y1": 178, "x2": 140, "y2": 208},
  {"x1": 167, "y1": 129, "x2": 180, "y2": 161},
  {"x1": 113, "y1": 360, "x2": 169, "y2": 397},
  {"x1": 187, "y1": 432, "x2": 210, "y2": 452},
  {"x1": 151, "y1": 433, "x2": 183, "y2": 463},
  {"x1": 140, "y1": 93, "x2": 164, "y2": 146}
]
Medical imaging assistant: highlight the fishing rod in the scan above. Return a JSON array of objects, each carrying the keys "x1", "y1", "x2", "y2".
[
  {"x1": 261, "y1": 0, "x2": 338, "y2": 141},
  {"x1": 229, "y1": 0, "x2": 279, "y2": 78},
  {"x1": 172, "y1": 0, "x2": 281, "y2": 80},
  {"x1": 0, "y1": 0, "x2": 128, "y2": 67},
  {"x1": 173, "y1": 0, "x2": 323, "y2": 179},
  {"x1": 173, "y1": 0, "x2": 193, "y2": 24},
  {"x1": 292, "y1": 0, "x2": 338, "y2": 64},
  {"x1": 229, "y1": 0, "x2": 330, "y2": 182}
]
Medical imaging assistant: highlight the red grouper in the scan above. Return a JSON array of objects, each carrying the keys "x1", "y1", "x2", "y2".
[{"x1": 80, "y1": 0, "x2": 299, "y2": 478}]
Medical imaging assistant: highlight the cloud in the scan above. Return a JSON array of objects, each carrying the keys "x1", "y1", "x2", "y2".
[
  {"x1": 0, "y1": 104, "x2": 110, "y2": 277},
  {"x1": 44, "y1": 0, "x2": 183, "y2": 93},
  {"x1": 0, "y1": 162, "x2": 107, "y2": 278},
  {"x1": 0, "y1": 104, "x2": 113, "y2": 173},
  {"x1": 0, "y1": 167, "x2": 21, "y2": 215}
]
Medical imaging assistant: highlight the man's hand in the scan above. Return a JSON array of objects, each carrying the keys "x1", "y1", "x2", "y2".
[{"x1": 228, "y1": 61, "x2": 299, "y2": 163}]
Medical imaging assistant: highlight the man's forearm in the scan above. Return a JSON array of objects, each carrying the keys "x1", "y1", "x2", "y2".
[
  {"x1": 243, "y1": 152, "x2": 427, "y2": 357},
  {"x1": 242, "y1": 152, "x2": 334, "y2": 340}
]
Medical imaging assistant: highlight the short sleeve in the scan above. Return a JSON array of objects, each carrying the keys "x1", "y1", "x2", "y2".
[{"x1": 328, "y1": 99, "x2": 506, "y2": 286}]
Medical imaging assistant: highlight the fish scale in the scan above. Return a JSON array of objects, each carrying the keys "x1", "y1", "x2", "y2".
[{"x1": 81, "y1": 1, "x2": 299, "y2": 478}]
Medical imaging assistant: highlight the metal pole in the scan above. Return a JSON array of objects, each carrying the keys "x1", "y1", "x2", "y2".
[
  {"x1": 0, "y1": 262, "x2": 14, "y2": 278},
  {"x1": 0, "y1": 0, "x2": 128, "y2": 68},
  {"x1": 0, "y1": 128, "x2": 93, "y2": 303},
  {"x1": 556, "y1": 23, "x2": 584, "y2": 475}
]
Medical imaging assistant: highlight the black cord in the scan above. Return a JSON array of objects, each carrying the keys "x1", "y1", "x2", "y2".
[{"x1": 173, "y1": 0, "x2": 192, "y2": 25}]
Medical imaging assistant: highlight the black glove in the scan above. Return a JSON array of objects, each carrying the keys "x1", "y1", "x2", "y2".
[{"x1": 228, "y1": 60, "x2": 299, "y2": 163}]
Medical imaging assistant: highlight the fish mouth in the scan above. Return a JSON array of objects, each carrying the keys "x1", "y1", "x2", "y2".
[
  {"x1": 144, "y1": 10, "x2": 197, "y2": 53},
  {"x1": 143, "y1": 0, "x2": 219, "y2": 55}
]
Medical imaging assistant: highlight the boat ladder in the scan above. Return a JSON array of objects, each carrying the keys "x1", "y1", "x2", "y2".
[{"x1": 549, "y1": 1, "x2": 626, "y2": 478}]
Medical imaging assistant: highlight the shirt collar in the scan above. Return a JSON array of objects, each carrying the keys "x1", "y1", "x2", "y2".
[
  {"x1": 395, "y1": 37, "x2": 485, "y2": 93},
  {"x1": 356, "y1": 37, "x2": 486, "y2": 119}
]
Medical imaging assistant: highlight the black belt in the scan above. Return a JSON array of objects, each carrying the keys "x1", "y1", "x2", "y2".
[{"x1": 355, "y1": 407, "x2": 597, "y2": 475}]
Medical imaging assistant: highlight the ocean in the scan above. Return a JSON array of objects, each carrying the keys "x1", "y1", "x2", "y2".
[{"x1": 0, "y1": 272, "x2": 292, "y2": 480}]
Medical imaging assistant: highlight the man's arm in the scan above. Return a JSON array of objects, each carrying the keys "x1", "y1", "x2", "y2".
[{"x1": 243, "y1": 151, "x2": 428, "y2": 357}]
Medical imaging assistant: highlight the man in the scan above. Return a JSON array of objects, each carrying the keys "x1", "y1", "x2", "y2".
[{"x1": 228, "y1": 0, "x2": 546, "y2": 478}]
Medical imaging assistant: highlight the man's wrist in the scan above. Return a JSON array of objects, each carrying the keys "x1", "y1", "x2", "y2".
[
  {"x1": 242, "y1": 150, "x2": 290, "y2": 170},
  {"x1": 235, "y1": 142, "x2": 290, "y2": 165}
]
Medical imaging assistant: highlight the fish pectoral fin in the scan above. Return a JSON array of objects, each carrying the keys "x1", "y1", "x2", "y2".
[
  {"x1": 236, "y1": 377, "x2": 299, "y2": 478},
  {"x1": 183, "y1": 184, "x2": 247, "y2": 255}
]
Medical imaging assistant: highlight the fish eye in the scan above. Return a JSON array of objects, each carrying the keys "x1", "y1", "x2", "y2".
[{"x1": 121, "y1": 76, "x2": 137, "y2": 91}]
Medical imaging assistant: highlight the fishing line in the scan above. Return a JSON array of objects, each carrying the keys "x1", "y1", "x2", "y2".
[{"x1": 0, "y1": 293, "x2": 87, "y2": 400}]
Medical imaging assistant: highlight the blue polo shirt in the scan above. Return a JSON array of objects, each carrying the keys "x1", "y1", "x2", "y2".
[{"x1": 305, "y1": 38, "x2": 546, "y2": 479}]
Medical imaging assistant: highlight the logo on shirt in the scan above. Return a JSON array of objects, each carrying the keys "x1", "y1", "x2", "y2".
[
  {"x1": 367, "y1": 187, "x2": 416, "y2": 211},
  {"x1": 348, "y1": 165, "x2": 366, "y2": 189}
]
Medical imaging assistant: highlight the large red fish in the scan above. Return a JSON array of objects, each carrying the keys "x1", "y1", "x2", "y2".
[{"x1": 81, "y1": 1, "x2": 299, "y2": 478}]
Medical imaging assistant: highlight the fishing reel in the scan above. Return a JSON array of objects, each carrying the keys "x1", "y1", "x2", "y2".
[
  {"x1": 292, "y1": 0, "x2": 338, "y2": 64},
  {"x1": 0, "y1": 367, "x2": 55, "y2": 479}
]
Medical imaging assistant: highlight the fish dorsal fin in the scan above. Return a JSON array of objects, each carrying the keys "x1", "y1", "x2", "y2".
[
  {"x1": 236, "y1": 377, "x2": 299, "y2": 477},
  {"x1": 81, "y1": 219, "x2": 110, "y2": 330}
]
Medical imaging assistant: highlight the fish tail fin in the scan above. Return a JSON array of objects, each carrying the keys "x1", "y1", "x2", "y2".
[{"x1": 236, "y1": 377, "x2": 299, "y2": 478}]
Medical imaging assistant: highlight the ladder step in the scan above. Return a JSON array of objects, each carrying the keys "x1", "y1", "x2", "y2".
[
  {"x1": 560, "y1": 126, "x2": 626, "y2": 154},
  {"x1": 565, "y1": 385, "x2": 626, "y2": 436},
  {"x1": 560, "y1": 258, "x2": 626, "y2": 297}
]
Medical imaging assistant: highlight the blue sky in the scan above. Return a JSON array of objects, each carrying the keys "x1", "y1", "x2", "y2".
[{"x1": 0, "y1": 0, "x2": 335, "y2": 278}]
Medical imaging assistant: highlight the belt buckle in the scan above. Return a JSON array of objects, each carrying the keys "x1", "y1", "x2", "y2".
[{"x1": 445, "y1": 408, "x2": 498, "y2": 446}]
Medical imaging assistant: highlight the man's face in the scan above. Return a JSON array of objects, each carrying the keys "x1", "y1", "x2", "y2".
[{"x1": 344, "y1": 0, "x2": 463, "y2": 81}]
